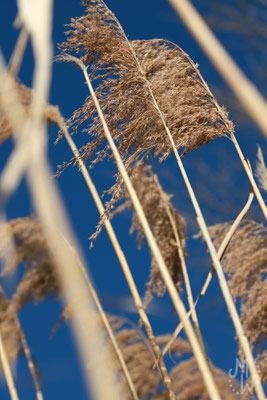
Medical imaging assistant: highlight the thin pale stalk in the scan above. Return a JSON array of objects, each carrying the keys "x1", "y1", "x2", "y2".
[
  {"x1": 162, "y1": 197, "x2": 207, "y2": 361},
  {"x1": 133, "y1": 54, "x2": 263, "y2": 397},
  {"x1": 80, "y1": 271, "x2": 139, "y2": 400},
  {"x1": 8, "y1": 26, "x2": 29, "y2": 77},
  {"x1": 175, "y1": 46, "x2": 266, "y2": 220},
  {"x1": 0, "y1": 332, "x2": 19, "y2": 400},
  {"x1": 9, "y1": 307, "x2": 44, "y2": 400},
  {"x1": 167, "y1": 0, "x2": 267, "y2": 137},
  {"x1": 60, "y1": 122, "x2": 174, "y2": 400},
  {"x1": 1, "y1": 11, "x2": 122, "y2": 399},
  {"x1": 229, "y1": 135, "x2": 267, "y2": 219},
  {"x1": 77, "y1": 58, "x2": 222, "y2": 400},
  {"x1": 59, "y1": 234, "x2": 139, "y2": 400},
  {"x1": 80, "y1": 6, "x2": 263, "y2": 395},
  {"x1": 125, "y1": 43, "x2": 264, "y2": 396},
  {"x1": 161, "y1": 187, "x2": 254, "y2": 357}
]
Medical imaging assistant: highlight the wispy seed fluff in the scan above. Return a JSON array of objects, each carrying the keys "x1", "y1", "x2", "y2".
[
  {"x1": 113, "y1": 167, "x2": 186, "y2": 306},
  {"x1": 208, "y1": 219, "x2": 267, "y2": 380},
  {"x1": 0, "y1": 76, "x2": 63, "y2": 144},
  {"x1": 108, "y1": 316, "x2": 240, "y2": 400},
  {"x1": 0, "y1": 217, "x2": 60, "y2": 311},
  {"x1": 57, "y1": 0, "x2": 233, "y2": 215},
  {"x1": 0, "y1": 288, "x2": 21, "y2": 373}
]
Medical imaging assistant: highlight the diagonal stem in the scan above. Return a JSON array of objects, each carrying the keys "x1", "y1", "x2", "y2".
[
  {"x1": 58, "y1": 233, "x2": 139, "y2": 400},
  {"x1": 0, "y1": 331, "x2": 19, "y2": 400},
  {"x1": 75, "y1": 57, "x2": 222, "y2": 400},
  {"x1": 59, "y1": 121, "x2": 174, "y2": 400},
  {"x1": 161, "y1": 186, "x2": 254, "y2": 357},
  {"x1": 162, "y1": 194, "x2": 208, "y2": 362}
]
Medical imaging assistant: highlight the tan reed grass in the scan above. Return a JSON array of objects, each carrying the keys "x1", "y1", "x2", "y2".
[
  {"x1": 113, "y1": 167, "x2": 186, "y2": 306},
  {"x1": 114, "y1": 167, "x2": 207, "y2": 360},
  {"x1": 67, "y1": 53, "x2": 222, "y2": 400},
  {"x1": 0, "y1": 3, "x2": 122, "y2": 398},
  {"x1": 0, "y1": 332, "x2": 19, "y2": 400},
  {"x1": 0, "y1": 285, "x2": 43, "y2": 400},
  {"x1": 1, "y1": 1, "x2": 266, "y2": 399},
  {"x1": 58, "y1": 120, "x2": 176, "y2": 400},
  {"x1": 57, "y1": 3, "x2": 264, "y2": 396},
  {"x1": 209, "y1": 219, "x2": 267, "y2": 356},
  {"x1": 161, "y1": 185, "x2": 254, "y2": 358}
]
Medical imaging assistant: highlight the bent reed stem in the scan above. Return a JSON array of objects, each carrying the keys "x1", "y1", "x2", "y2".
[
  {"x1": 162, "y1": 198, "x2": 208, "y2": 362},
  {"x1": 110, "y1": 23, "x2": 265, "y2": 398},
  {"x1": 174, "y1": 43, "x2": 266, "y2": 219},
  {"x1": 78, "y1": 8, "x2": 263, "y2": 393},
  {"x1": 74, "y1": 56, "x2": 222, "y2": 400},
  {"x1": 0, "y1": 332, "x2": 19, "y2": 400},
  {"x1": 161, "y1": 186, "x2": 254, "y2": 356},
  {"x1": 58, "y1": 232, "x2": 138, "y2": 400},
  {"x1": 59, "y1": 121, "x2": 174, "y2": 400},
  {"x1": 10, "y1": 307, "x2": 44, "y2": 400}
]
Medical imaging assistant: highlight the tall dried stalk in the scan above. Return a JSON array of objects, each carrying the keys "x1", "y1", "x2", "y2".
[
  {"x1": 0, "y1": 332, "x2": 19, "y2": 400},
  {"x1": 69, "y1": 54, "x2": 222, "y2": 400},
  {"x1": 8, "y1": 26, "x2": 29, "y2": 77},
  {"x1": 161, "y1": 186, "x2": 254, "y2": 357},
  {"x1": 59, "y1": 234, "x2": 139, "y2": 400},
  {"x1": 14, "y1": 316, "x2": 43, "y2": 400},
  {"x1": 162, "y1": 194, "x2": 207, "y2": 360},
  {"x1": 114, "y1": 168, "x2": 207, "y2": 360},
  {"x1": 0, "y1": 284, "x2": 44, "y2": 400},
  {"x1": 56, "y1": 0, "x2": 264, "y2": 396},
  {"x1": 71, "y1": 4, "x2": 265, "y2": 396},
  {"x1": 58, "y1": 121, "x2": 176, "y2": 400},
  {"x1": 0, "y1": 1, "x2": 122, "y2": 398}
]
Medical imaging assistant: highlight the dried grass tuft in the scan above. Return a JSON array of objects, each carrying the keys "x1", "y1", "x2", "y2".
[
  {"x1": 56, "y1": 0, "x2": 233, "y2": 223},
  {"x1": 113, "y1": 167, "x2": 186, "y2": 305},
  {"x1": 0, "y1": 288, "x2": 21, "y2": 373},
  {"x1": 105, "y1": 316, "x2": 239, "y2": 400},
  {"x1": 153, "y1": 357, "x2": 241, "y2": 400},
  {"x1": 109, "y1": 318, "x2": 191, "y2": 400},
  {"x1": 0, "y1": 77, "x2": 63, "y2": 144},
  {"x1": 209, "y1": 219, "x2": 267, "y2": 368},
  {"x1": 0, "y1": 217, "x2": 60, "y2": 310}
]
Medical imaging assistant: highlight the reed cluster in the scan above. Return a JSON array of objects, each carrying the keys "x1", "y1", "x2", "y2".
[{"x1": 0, "y1": 0, "x2": 266, "y2": 399}]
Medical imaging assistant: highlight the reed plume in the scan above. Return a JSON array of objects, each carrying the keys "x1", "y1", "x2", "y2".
[
  {"x1": 153, "y1": 357, "x2": 241, "y2": 400},
  {"x1": 106, "y1": 316, "x2": 239, "y2": 400},
  {"x1": 60, "y1": 310, "x2": 223, "y2": 400},
  {"x1": 0, "y1": 77, "x2": 62, "y2": 145},
  {"x1": 114, "y1": 167, "x2": 186, "y2": 306},
  {"x1": 209, "y1": 219, "x2": 267, "y2": 381},
  {"x1": 0, "y1": 217, "x2": 60, "y2": 310},
  {"x1": 0, "y1": 288, "x2": 21, "y2": 372},
  {"x1": 57, "y1": 0, "x2": 233, "y2": 221}
]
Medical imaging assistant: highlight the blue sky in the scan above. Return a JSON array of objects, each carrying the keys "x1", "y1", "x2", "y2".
[{"x1": 0, "y1": 1, "x2": 266, "y2": 399}]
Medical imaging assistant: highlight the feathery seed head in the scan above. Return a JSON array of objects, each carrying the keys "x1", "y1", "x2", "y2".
[
  {"x1": 208, "y1": 219, "x2": 267, "y2": 362},
  {"x1": 0, "y1": 217, "x2": 60, "y2": 310},
  {"x1": 114, "y1": 167, "x2": 186, "y2": 306}
]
